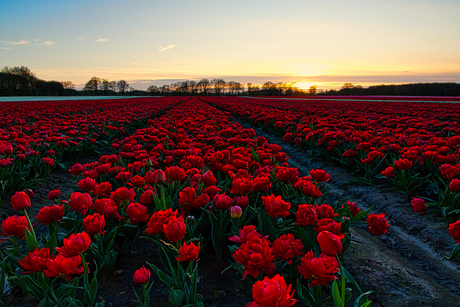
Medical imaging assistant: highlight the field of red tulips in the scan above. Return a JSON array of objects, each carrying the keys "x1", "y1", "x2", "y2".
[{"x1": 1, "y1": 96, "x2": 460, "y2": 307}]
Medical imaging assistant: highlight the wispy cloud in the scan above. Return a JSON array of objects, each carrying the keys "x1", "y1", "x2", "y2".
[
  {"x1": 94, "y1": 38, "x2": 108, "y2": 43},
  {"x1": 76, "y1": 37, "x2": 85, "y2": 40},
  {"x1": 39, "y1": 41, "x2": 55, "y2": 46},
  {"x1": 1, "y1": 47, "x2": 11, "y2": 50},
  {"x1": 131, "y1": 54, "x2": 156, "y2": 65},
  {"x1": 158, "y1": 44, "x2": 176, "y2": 52},
  {"x1": 1, "y1": 40, "x2": 30, "y2": 45}
]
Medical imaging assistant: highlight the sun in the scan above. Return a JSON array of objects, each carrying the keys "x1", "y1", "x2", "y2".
[{"x1": 295, "y1": 82, "x2": 316, "y2": 90}]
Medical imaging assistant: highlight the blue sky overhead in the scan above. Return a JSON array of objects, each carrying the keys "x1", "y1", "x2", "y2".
[{"x1": 1, "y1": 0, "x2": 459, "y2": 90}]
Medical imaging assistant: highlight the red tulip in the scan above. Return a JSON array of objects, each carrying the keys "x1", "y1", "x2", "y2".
[
  {"x1": 47, "y1": 189, "x2": 61, "y2": 200},
  {"x1": 176, "y1": 241, "x2": 201, "y2": 261},
  {"x1": 44, "y1": 254, "x2": 85, "y2": 281},
  {"x1": 261, "y1": 194, "x2": 291, "y2": 218},
  {"x1": 247, "y1": 274, "x2": 297, "y2": 307},
  {"x1": 133, "y1": 266, "x2": 151, "y2": 285},
  {"x1": 55, "y1": 232, "x2": 91, "y2": 257},
  {"x1": 2, "y1": 215, "x2": 29, "y2": 238},
  {"x1": 126, "y1": 203, "x2": 149, "y2": 224},
  {"x1": 296, "y1": 204, "x2": 317, "y2": 226},
  {"x1": 317, "y1": 231, "x2": 343, "y2": 256},
  {"x1": 411, "y1": 198, "x2": 426, "y2": 214},
  {"x1": 11, "y1": 191, "x2": 31, "y2": 211},
  {"x1": 83, "y1": 213, "x2": 106, "y2": 236},
  {"x1": 36, "y1": 204, "x2": 65, "y2": 225},
  {"x1": 298, "y1": 250, "x2": 339, "y2": 286},
  {"x1": 19, "y1": 247, "x2": 50, "y2": 274},
  {"x1": 163, "y1": 216, "x2": 186, "y2": 242},
  {"x1": 367, "y1": 213, "x2": 390, "y2": 236}
]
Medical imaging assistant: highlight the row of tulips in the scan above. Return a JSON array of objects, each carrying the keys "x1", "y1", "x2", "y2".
[
  {"x1": 1, "y1": 97, "x2": 389, "y2": 306},
  {"x1": 0, "y1": 97, "x2": 184, "y2": 202},
  {"x1": 202, "y1": 96, "x2": 460, "y2": 255}
]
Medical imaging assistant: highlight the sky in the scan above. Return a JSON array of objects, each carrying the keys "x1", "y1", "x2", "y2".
[{"x1": 1, "y1": 0, "x2": 460, "y2": 90}]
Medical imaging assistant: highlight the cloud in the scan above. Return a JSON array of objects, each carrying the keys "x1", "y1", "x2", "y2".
[
  {"x1": 39, "y1": 41, "x2": 55, "y2": 46},
  {"x1": 76, "y1": 37, "x2": 85, "y2": 40},
  {"x1": 95, "y1": 38, "x2": 108, "y2": 43},
  {"x1": 131, "y1": 54, "x2": 156, "y2": 65},
  {"x1": 1, "y1": 47, "x2": 11, "y2": 50},
  {"x1": 158, "y1": 44, "x2": 176, "y2": 52},
  {"x1": 1, "y1": 40, "x2": 30, "y2": 45}
]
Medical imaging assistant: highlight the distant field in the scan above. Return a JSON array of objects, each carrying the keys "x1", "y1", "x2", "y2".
[{"x1": 0, "y1": 96, "x2": 152, "y2": 102}]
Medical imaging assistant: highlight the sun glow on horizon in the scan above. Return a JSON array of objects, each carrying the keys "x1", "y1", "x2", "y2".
[{"x1": 295, "y1": 82, "x2": 317, "y2": 90}]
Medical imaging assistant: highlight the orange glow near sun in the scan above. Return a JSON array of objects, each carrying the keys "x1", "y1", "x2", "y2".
[{"x1": 295, "y1": 82, "x2": 316, "y2": 90}]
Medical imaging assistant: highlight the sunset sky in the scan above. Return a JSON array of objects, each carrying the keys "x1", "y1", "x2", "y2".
[{"x1": 1, "y1": 0, "x2": 459, "y2": 90}]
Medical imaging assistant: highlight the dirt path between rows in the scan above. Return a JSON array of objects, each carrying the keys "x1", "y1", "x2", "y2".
[{"x1": 239, "y1": 120, "x2": 460, "y2": 307}]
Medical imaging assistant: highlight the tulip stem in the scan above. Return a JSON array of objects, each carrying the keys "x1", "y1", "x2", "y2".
[
  {"x1": 23, "y1": 209, "x2": 38, "y2": 245},
  {"x1": 81, "y1": 253, "x2": 90, "y2": 288},
  {"x1": 143, "y1": 282, "x2": 150, "y2": 307},
  {"x1": 336, "y1": 255, "x2": 346, "y2": 305},
  {"x1": 98, "y1": 234, "x2": 105, "y2": 256}
]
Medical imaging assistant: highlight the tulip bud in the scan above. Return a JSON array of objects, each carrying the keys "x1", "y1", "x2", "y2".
[
  {"x1": 11, "y1": 191, "x2": 31, "y2": 211},
  {"x1": 229, "y1": 206, "x2": 242, "y2": 219},
  {"x1": 153, "y1": 169, "x2": 166, "y2": 184},
  {"x1": 146, "y1": 159, "x2": 153, "y2": 167},
  {"x1": 317, "y1": 230, "x2": 343, "y2": 256},
  {"x1": 24, "y1": 189, "x2": 34, "y2": 198},
  {"x1": 450, "y1": 179, "x2": 460, "y2": 192}
]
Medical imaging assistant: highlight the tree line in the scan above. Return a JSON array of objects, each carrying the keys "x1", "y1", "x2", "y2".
[
  {"x1": 1, "y1": 66, "x2": 459, "y2": 97},
  {"x1": 0, "y1": 66, "x2": 76, "y2": 96},
  {"x1": 82, "y1": 77, "x2": 131, "y2": 95},
  {"x1": 320, "y1": 82, "x2": 460, "y2": 96},
  {"x1": 145, "y1": 79, "x2": 306, "y2": 96}
]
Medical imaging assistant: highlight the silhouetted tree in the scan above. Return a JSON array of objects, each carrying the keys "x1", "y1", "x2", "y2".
[
  {"x1": 117, "y1": 80, "x2": 129, "y2": 95},
  {"x1": 101, "y1": 79, "x2": 109, "y2": 94},
  {"x1": 189, "y1": 81, "x2": 198, "y2": 95},
  {"x1": 1, "y1": 66, "x2": 37, "y2": 95},
  {"x1": 197, "y1": 78, "x2": 212, "y2": 95},
  {"x1": 109, "y1": 81, "x2": 117, "y2": 93},
  {"x1": 213, "y1": 78, "x2": 226, "y2": 95},
  {"x1": 84, "y1": 77, "x2": 100, "y2": 94}
]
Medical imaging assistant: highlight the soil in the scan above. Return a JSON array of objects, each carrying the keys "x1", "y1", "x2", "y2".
[{"x1": 3, "y1": 98, "x2": 460, "y2": 307}]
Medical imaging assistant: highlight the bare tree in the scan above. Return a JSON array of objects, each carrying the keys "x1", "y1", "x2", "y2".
[
  {"x1": 101, "y1": 78, "x2": 109, "y2": 94},
  {"x1": 213, "y1": 78, "x2": 226, "y2": 95},
  {"x1": 262, "y1": 81, "x2": 278, "y2": 95},
  {"x1": 160, "y1": 84, "x2": 170, "y2": 94},
  {"x1": 308, "y1": 85, "x2": 317, "y2": 95},
  {"x1": 61, "y1": 81, "x2": 75, "y2": 89},
  {"x1": 116, "y1": 80, "x2": 129, "y2": 95},
  {"x1": 247, "y1": 83, "x2": 253, "y2": 95},
  {"x1": 197, "y1": 78, "x2": 211, "y2": 96},
  {"x1": 109, "y1": 81, "x2": 117, "y2": 92},
  {"x1": 147, "y1": 85, "x2": 160, "y2": 95},
  {"x1": 189, "y1": 81, "x2": 197, "y2": 95},
  {"x1": 178, "y1": 81, "x2": 189, "y2": 94},
  {"x1": 228, "y1": 81, "x2": 242, "y2": 95}
]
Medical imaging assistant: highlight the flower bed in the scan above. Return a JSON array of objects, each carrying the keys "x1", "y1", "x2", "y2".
[{"x1": 0, "y1": 97, "x2": 388, "y2": 306}]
